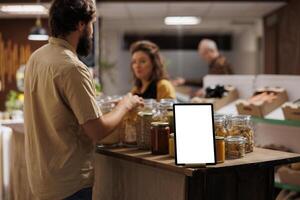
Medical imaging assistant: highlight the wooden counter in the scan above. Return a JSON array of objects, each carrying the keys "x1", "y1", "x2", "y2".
[
  {"x1": 94, "y1": 146, "x2": 300, "y2": 200},
  {"x1": 4, "y1": 123, "x2": 300, "y2": 200}
]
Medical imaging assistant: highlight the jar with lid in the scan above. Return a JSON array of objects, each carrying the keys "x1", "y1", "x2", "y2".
[
  {"x1": 123, "y1": 107, "x2": 139, "y2": 146},
  {"x1": 215, "y1": 136, "x2": 225, "y2": 163},
  {"x1": 214, "y1": 114, "x2": 228, "y2": 137},
  {"x1": 152, "y1": 99, "x2": 176, "y2": 133},
  {"x1": 151, "y1": 122, "x2": 170, "y2": 155},
  {"x1": 97, "y1": 101, "x2": 120, "y2": 147},
  {"x1": 228, "y1": 115, "x2": 254, "y2": 153},
  {"x1": 225, "y1": 136, "x2": 246, "y2": 159},
  {"x1": 142, "y1": 99, "x2": 157, "y2": 113},
  {"x1": 136, "y1": 99, "x2": 157, "y2": 150}
]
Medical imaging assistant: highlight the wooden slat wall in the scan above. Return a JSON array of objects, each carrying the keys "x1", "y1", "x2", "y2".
[
  {"x1": 264, "y1": 0, "x2": 300, "y2": 74},
  {"x1": 0, "y1": 18, "x2": 48, "y2": 111}
]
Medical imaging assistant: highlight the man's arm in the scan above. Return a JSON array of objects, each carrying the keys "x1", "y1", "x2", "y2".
[{"x1": 82, "y1": 93, "x2": 143, "y2": 142}]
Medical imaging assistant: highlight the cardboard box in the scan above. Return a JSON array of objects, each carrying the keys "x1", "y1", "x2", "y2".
[
  {"x1": 236, "y1": 87, "x2": 288, "y2": 118},
  {"x1": 191, "y1": 85, "x2": 239, "y2": 110},
  {"x1": 282, "y1": 102, "x2": 300, "y2": 121},
  {"x1": 277, "y1": 165, "x2": 300, "y2": 186}
]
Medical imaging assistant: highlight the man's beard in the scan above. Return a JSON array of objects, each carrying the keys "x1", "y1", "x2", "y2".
[{"x1": 76, "y1": 28, "x2": 92, "y2": 56}]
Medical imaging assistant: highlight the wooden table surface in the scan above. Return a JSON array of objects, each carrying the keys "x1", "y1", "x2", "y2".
[{"x1": 96, "y1": 146, "x2": 300, "y2": 177}]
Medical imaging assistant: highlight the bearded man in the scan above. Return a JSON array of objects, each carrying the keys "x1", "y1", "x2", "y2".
[{"x1": 24, "y1": 0, "x2": 143, "y2": 199}]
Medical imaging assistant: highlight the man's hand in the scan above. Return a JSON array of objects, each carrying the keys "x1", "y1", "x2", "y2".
[
  {"x1": 171, "y1": 77, "x2": 185, "y2": 86},
  {"x1": 82, "y1": 93, "x2": 143, "y2": 142},
  {"x1": 117, "y1": 93, "x2": 144, "y2": 112}
]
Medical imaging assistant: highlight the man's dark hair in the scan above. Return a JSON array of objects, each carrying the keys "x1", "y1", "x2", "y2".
[{"x1": 49, "y1": 0, "x2": 96, "y2": 37}]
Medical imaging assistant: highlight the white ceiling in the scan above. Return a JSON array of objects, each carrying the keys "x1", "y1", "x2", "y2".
[
  {"x1": 0, "y1": 3, "x2": 50, "y2": 18},
  {"x1": 0, "y1": 2, "x2": 286, "y2": 34},
  {"x1": 98, "y1": 2, "x2": 286, "y2": 34}
]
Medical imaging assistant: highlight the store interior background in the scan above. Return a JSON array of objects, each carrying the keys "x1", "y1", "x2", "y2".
[{"x1": 0, "y1": 0, "x2": 300, "y2": 109}]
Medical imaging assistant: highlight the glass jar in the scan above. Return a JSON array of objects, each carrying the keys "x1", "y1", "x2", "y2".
[
  {"x1": 153, "y1": 99, "x2": 176, "y2": 133},
  {"x1": 151, "y1": 122, "x2": 170, "y2": 155},
  {"x1": 143, "y1": 99, "x2": 157, "y2": 113},
  {"x1": 225, "y1": 136, "x2": 246, "y2": 159},
  {"x1": 137, "y1": 111, "x2": 153, "y2": 150},
  {"x1": 169, "y1": 133, "x2": 175, "y2": 157},
  {"x1": 228, "y1": 115, "x2": 254, "y2": 153},
  {"x1": 136, "y1": 99, "x2": 157, "y2": 150},
  {"x1": 123, "y1": 107, "x2": 139, "y2": 146},
  {"x1": 215, "y1": 136, "x2": 225, "y2": 163},
  {"x1": 97, "y1": 101, "x2": 120, "y2": 147},
  {"x1": 214, "y1": 114, "x2": 227, "y2": 137}
]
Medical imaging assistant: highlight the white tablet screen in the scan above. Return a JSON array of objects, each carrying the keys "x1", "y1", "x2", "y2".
[{"x1": 174, "y1": 104, "x2": 216, "y2": 165}]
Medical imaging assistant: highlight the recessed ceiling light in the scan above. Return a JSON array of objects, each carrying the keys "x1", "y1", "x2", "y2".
[
  {"x1": 164, "y1": 16, "x2": 201, "y2": 26},
  {"x1": 0, "y1": 5, "x2": 48, "y2": 15}
]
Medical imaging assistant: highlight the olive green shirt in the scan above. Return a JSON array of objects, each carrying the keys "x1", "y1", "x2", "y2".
[{"x1": 24, "y1": 37, "x2": 101, "y2": 199}]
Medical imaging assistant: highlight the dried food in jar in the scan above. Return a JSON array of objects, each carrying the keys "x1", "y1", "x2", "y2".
[
  {"x1": 225, "y1": 136, "x2": 246, "y2": 159},
  {"x1": 136, "y1": 111, "x2": 153, "y2": 150},
  {"x1": 228, "y1": 115, "x2": 254, "y2": 153}
]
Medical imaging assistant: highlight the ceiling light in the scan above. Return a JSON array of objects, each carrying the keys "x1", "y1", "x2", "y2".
[
  {"x1": 164, "y1": 16, "x2": 201, "y2": 26},
  {"x1": 0, "y1": 5, "x2": 47, "y2": 15},
  {"x1": 28, "y1": 18, "x2": 49, "y2": 41}
]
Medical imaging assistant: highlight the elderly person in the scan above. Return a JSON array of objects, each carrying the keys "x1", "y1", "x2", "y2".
[
  {"x1": 172, "y1": 39, "x2": 233, "y2": 96},
  {"x1": 130, "y1": 40, "x2": 176, "y2": 100}
]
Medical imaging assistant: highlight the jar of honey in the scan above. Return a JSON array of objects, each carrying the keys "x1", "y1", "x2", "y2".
[
  {"x1": 215, "y1": 136, "x2": 225, "y2": 163},
  {"x1": 151, "y1": 122, "x2": 170, "y2": 155}
]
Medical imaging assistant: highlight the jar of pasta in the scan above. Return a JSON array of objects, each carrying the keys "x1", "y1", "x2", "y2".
[
  {"x1": 123, "y1": 107, "x2": 139, "y2": 146},
  {"x1": 228, "y1": 115, "x2": 254, "y2": 153}
]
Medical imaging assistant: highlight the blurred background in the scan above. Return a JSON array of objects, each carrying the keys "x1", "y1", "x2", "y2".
[{"x1": 0, "y1": 0, "x2": 298, "y2": 110}]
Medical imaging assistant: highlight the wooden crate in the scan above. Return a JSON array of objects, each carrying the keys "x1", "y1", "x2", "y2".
[{"x1": 236, "y1": 87, "x2": 288, "y2": 118}]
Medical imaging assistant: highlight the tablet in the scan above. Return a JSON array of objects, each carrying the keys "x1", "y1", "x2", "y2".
[{"x1": 173, "y1": 104, "x2": 216, "y2": 166}]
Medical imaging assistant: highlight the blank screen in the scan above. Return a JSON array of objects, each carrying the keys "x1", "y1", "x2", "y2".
[{"x1": 174, "y1": 104, "x2": 216, "y2": 165}]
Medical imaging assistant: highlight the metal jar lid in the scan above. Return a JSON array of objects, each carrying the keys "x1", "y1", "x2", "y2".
[
  {"x1": 215, "y1": 136, "x2": 225, "y2": 140},
  {"x1": 151, "y1": 121, "x2": 169, "y2": 127},
  {"x1": 138, "y1": 111, "x2": 153, "y2": 117},
  {"x1": 225, "y1": 136, "x2": 246, "y2": 144}
]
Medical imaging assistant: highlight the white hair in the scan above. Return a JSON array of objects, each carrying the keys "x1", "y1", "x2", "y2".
[{"x1": 198, "y1": 39, "x2": 218, "y2": 51}]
